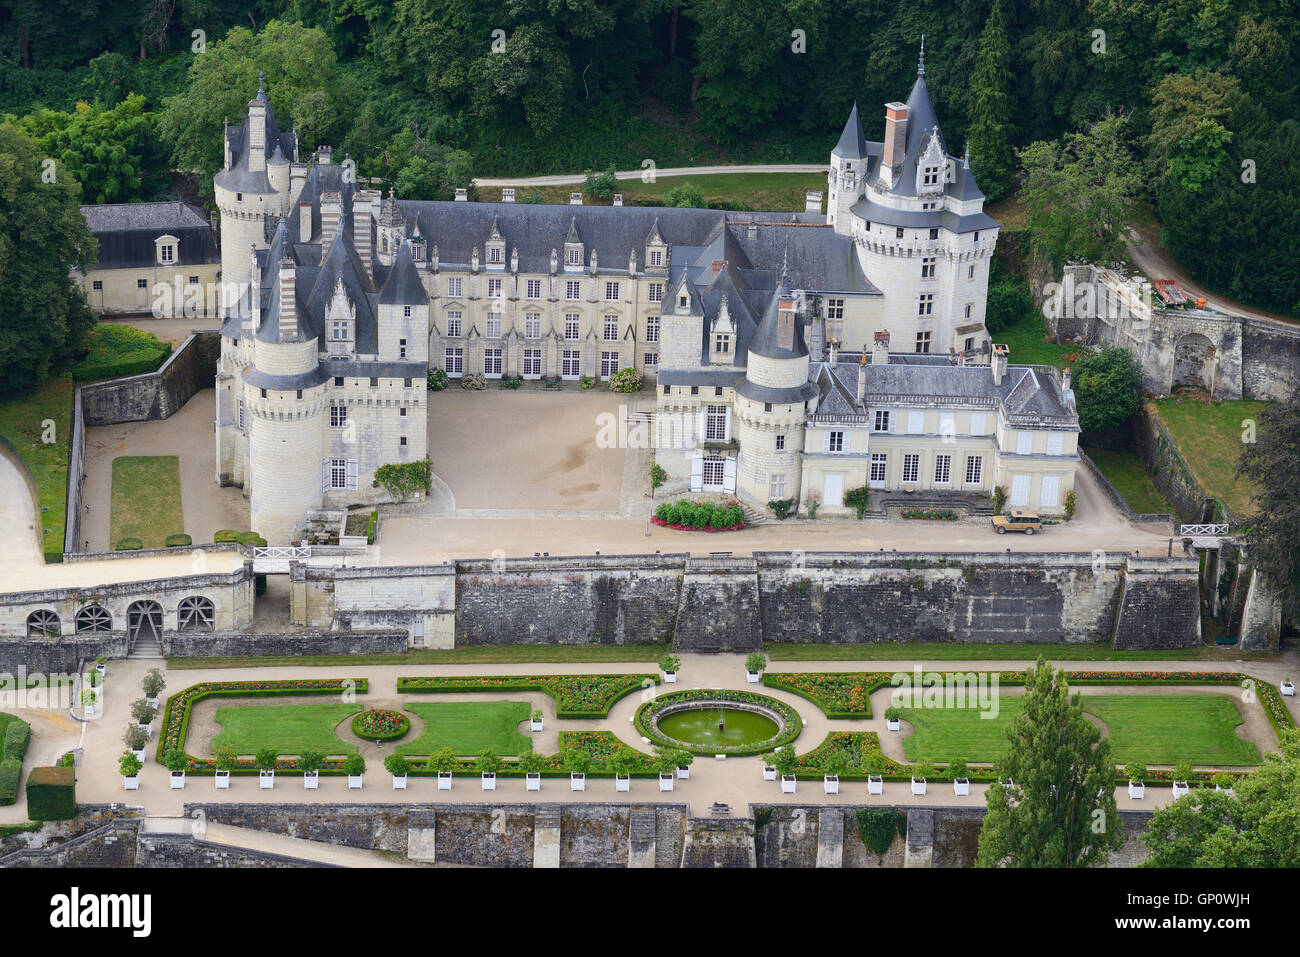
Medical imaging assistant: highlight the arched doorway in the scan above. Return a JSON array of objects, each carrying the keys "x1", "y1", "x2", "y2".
[
  {"x1": 1172, "y1": 332, "x2": 1217, "y2": 392},
  {"x1": 126, "y1": 600, "x2": 163, "y2": 651}
]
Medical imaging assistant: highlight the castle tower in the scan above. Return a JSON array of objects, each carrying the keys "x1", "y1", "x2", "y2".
[
  {"x1": 376, "y1": 189, "x2": 404, "y2": 266},
  {"x1": 828, "y1": 102, "x2": 867, "y2": 236}
]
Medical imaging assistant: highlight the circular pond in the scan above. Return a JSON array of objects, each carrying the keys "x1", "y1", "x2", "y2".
[
  {"x1": 634, "y1": 689, "x2": 801, "y2": 756},
  {"x1": 657, "y1": 707, "x2": 779, "y2": 750}
]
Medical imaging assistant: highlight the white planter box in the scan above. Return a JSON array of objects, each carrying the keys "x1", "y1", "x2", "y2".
[
  {"x1": 763, "y1": 766, "x2": 777, "y2": 781},
  {"x1": 123, "y1": 775, "x2": 139, "y2": 790},
  {"x1": 145, "y1": 696, "x2": 159, "y2": 710},
  {"x1": 867, "y1": 775, "x2": 884, "y2": 795},
  {"x1": 1215, "y1": 784, "x2": 1234, "y2": 796},
  {"x1": 303, "y1": 771, "x2": 319, "y2": 790},
  {"x1": 530, "y1": 719, "x2": 544, "y2": 732},
  {"x1": 664, "y1": 672, "x2": 677, "y2": 683},
  {"x1": 886, "y1": 719, "x2": 900, "y2": 732},
  {"x1": 676, "y1": 767, "x2": 690, "y2": 780},
  {"x1": 746, "y1": 672, "x2": 761, "y2": 683},
  {"x1": 780, "y1": 775, "x2": 797, "y2": 794},
  {"x1": 95, "y1": 665, "x2": 107, "y2": 677},
  {"x1": 1171, "y1": 782, "x2": 1190, "y2": 798},
  {"x1": 953, "y1": 779, "x2": 970, "y2": 796},
  {"x1": 392, "y1": 775, "x2": 408, "y2": 790},
  {"x1": 1282, "y1": 681, "x2": 1295, "y2": 697},
  {"x1": 481, "y1": 773, "x2": 497, "y2": 791},
  {"x1": 215, "y1": 770, "x2": 230, "y2": 790},
  {"x1": 130, "y1": 748, "x2": 146, "y2": 762},
  {"x1": 437, "y1": 771, "x2": 453, "y2": 790},
  {"x1": 911, "y1": 777, "x2": 927, "y2": 796},
  {"x1": 169, "y1": 771, "x2": 185, "y2": 790},
  {"x1": 1128, "y1": 781, "x2": 1145, "y2": 800},
  {"x1": 348, "y1": 775, "x2": 364, "y2": 789},
  {"x1": 570, "y1": 773, "x2": 586, "y2": 792},
  {"x1": 525, "y1": 773, "x2": 541, "y2": 792},
  {"x1": 615, "y1": 775, "x2": 631, "y2": 792},
  {"x1": 259, "y1": 770, "x2": 275, "y2": 789},
  {"x1": 1000, "y1": 779, "x2": 1015, "y2": 790},
  {"x1": 84, "y1": 703, "x2": 96, "y2": 718},
  {"x1": 823, "y1": 775, "x2": 839, "y2": 794},
  {"x1": 658, "y1": 774, "x2": 675, "y2": 792}
]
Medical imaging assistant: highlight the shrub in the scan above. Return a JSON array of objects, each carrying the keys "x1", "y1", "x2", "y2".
[
  {"x1": 164, "y1": 533, "x2": 192, "y2": 547},
  {"x1": 608, "y1": 750, "x2": 635, "y2": 777},
  {"x1": 122, "y1": 725, "x2": 147, "y2": 752},
  {"x1": 823, "y1": 750, "x2": 851, "y2": 778},
  {"x1": 805, "y1": 496, "x2": 820, "y2": 519},
  {"x1": 429, "y1": 746, "x2": 459, "y2": 774},
  {"x1": 745, "y1": 652, "x2": 767, "y2": 675},
  {"x1": 652, "y1": 498, "x2": 744, "y2": 531},
  {"x1": 352, "y1": 708, "x2": 410, "y2": 741},
  {"x1": 477, "y1": 749, "x2": 503, "y2": 775},
  {"x1": 517, "y1": 191, "x2": 545, "y2": 204},
  {"x1": 863, "y1": 751, "x2": 886, "y2": 776},
  {"x1": 659, "y1": 654, "x2": 681, "y2": 674},
  {"x1": 913, "y1": 759, "x2": 934, "y2": 781},
  {"x1": 1124, "y1": 762, "x2": 1146, "y2": 783},
  {"x1": 25, "y1": 766, "x2": 75, "y2": 821},
  {"x1": 761, "y1": 751, "x2": 777, "y2": 769},
  {"x1": 1211, "y1": 771, "x2": 1233, "y2": 789},
  {"x1": 460, "y1": 371, "x2": 487, "y2": 390},
  {"x1": 213, "y1": 529, "x2": 240, "y2": 544},
  {"x1": 578, "y1": 375, "x2": 597, "y2": 390},
  {"x1": 608, "y1": 367, "x2": 641, "y2": 393},
  {"x1": 563, "y1": 748, "x2": 592, "y2": 775},
  {"x1": 3, "y1": 719, "x2": 31, "y2": 761},
  {"x1": 773, "y1": 744, "x2": 797, "y2": 778},
  {"x1": 583, "y1": 165, "x2": 619, "y2": 200},
  {"x1": 164, "y1": 749, "x2": 189, "y2": 773},
  {"x1": 384, "y1": 753, "x2": 411, "y2": 777},
  {"x1": 235, "y1": 531, "x2": 267, "y2": 547},
  {"x1": 298, "y1": 751, "x2": 325, "y2": 774},
  {"x1": 502, "y1": 376, "x2": 523, "y2": 389},
  {"x1": 373, "y1": 459, "x2": 431, "y2": 503},
  {"x1": 885, "y1": 706, "x2": 901, "y2": 722},
  {"x1": 255, "y1": 748, "x2": 278, "y2": 771},
  {"x1": 948, "y1": 758, "x2": 969, "y2": 780},
  {"x1": 118, "y1": 752, "x2": 142, "y2": 778},
  {"x1": 114, "y1": 537, "x2": 143, "y2": 551},
  {"x1": 141, "y1": 668, "x2": 165, "y2": 699},
  {"x1": 767, "y1": 497, "x2": 796, "y2": 520},
  {"x1": 844, "y1": 487, "x2": 871, "y2": 519},
  {"x1": 213, "y1": 746, "x2": 237, "y2": 772},
  {"x1": 1064, "y1": 490, "x2": 1077, "y2": 520},
  {"x1": 57, "y1": 752, "x2": 76, "y2": 767},
  {"x1": 1173, "y1": 762, "x2": 1193, "y2": 784},
  {"x1": 130, "y1": 699, "x2": 157, "y2": 725},
  {"x1": 991, "y1": 485, "x2": 1008, "y2": 514},
  {"x1": 343, "y1": 754, "x2": 366, "y2": 777},
  {"x1": 857, "y1": 808, "x2": 904, "y2": 856},
  {"x1": 649, "y1": 461, "x2": 666, "y2": 493},
  {"x1": 663, "y1": 182, "x2": 705, "y2": 208},
  {"x1": 426, "y1": 367, "x2": 449, "y2": 391},
  {"x1": 0, "y1": 758, "x2": 20, "y2": 805},
  {"x1": 518, "y1": 752, "x2": 545, "y2": 775}
]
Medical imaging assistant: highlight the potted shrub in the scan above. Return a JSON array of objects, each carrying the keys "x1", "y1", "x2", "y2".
[
  {"x1": 885, "y1": 707, "x2": 901, "y2": 732},
  {"x1": 344, "y1": 754, "x2": 365, "y2": 789},
  {"x1": 131, "y1": 699, "x2": 157, "y2": 737},
  {"x1": 213, "y1": 746, "x2": 236, "y2": 790},
  {"x1": 1171, "y1": 762, "x2": 1193, "y2": 799},
  {"x1": 431, "y1": 746, "x2": 457, "y2": 790},
  {"x1": 745, "y1": 651, "x2": 766, "y2": 683},
  {"x1": 165, "y1": 749, "x2": 188, "y2": 789},
  {"x1": 761, "y1": 751, "x2": 778, "y2": 782},
  {"x1": 1125, "y1": 762, "x2": 1146, "y2": 800},
  {"x1": 299, "y1": 751, "x2": 324, "y2": 790},
  {"x1": 95, "y1": 656, "x2": 108, "y2": 677},
  {"x1": 529, "y1": 708, "x2": 544, "y2": 732},
  {"x1": 478, "y1": 749, "x2": 502, "y2": 791},
  {"x1": 660, "y1": 654, "x2": 681, "y2": 684},
  {"x1": 673, "y1": 749, "x2": 694, "y2": 780},
  {"x1": 949, "y1": 758, "x2": 970, "y2": 797},
  {"x1": 564, "y1": 748, "x2": 591, "y2": 791},
  {"x1": 519, "y1": 751, "x2": 545, "y2": 792},
  {"x1": 256, "y1": 748, "x2": 278, "y2": 789},
  {"x1": 911, "y1": 759, "x2": 932, "y2": 796},
  {"x1": 119, "y1": 751, "x2": 142, "y2": 790},
  {"x1": 141, "y1": 668, "x2": 166, "y2": 709},
  {"x1": 385, "y1": 753, "x2": 411, "y2": 790},
  {"x1": 122, "y1": 725, "x2": 147, "y2": 763},
  {"x1": 864, "y1": 751, "x2": 886, "y2": 795},
  {"x1": 654, "y1": 748, "x2": 676, "y2": 792},
  {"x1": 775, "y1": 744, "x2": 798, "y2": 794},
  {"x1": 81, "y1": 686, "x2": 97, "y2": 718},
  {"x1": 1212, "y1": 771, "x2": 1234, "y2": 795},
  {"x1": 823, "y1": 750, "x2": 849, "y2": 794},
  {"x1": 1282, "y1": 676, "x2": 1295, "y2": 697},
  {"x1": 609, "y1": 750, "x2": 634, "y2": 792}
]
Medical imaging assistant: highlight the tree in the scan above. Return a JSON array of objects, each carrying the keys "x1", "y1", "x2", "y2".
[
  {"x1": 663, "y1": 182, "x2": 705, "y2": 208},
  {"x1": 967, "y1": 0, "x2": 1015, "y2": 201},
  {"x1": 1017, "y1": 112, "x2": 1142, "y2": 265},
  {"x1": 372, "y1": 458, "x2": 432, "y2": 502},
  {"x1": 976, "y1": 658, "x2": 1123, "y2": 868},
  {"x1": 1144, "y1": 730, "x2": 1300, "y2": 867},
  {"x1": 1146, "y1": 70, "x2": 1238, "y2": 195},
  {"x1": 0, "y1": 122, "x2": 97, "y2": 396},
  {"x1": 583, "y1": 165, "x2": 618, "y2": 200},
  {"x1": 1236, "y1": 394, "x2": 1300, "y2": 618},
  {"x1": 1069, "y1": 346, "x2": 1143, "y2": 434}
]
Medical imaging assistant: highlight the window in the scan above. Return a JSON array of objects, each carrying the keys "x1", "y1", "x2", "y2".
[
  {"x1": 934, "y1": 454, "x2": 951, "y2": 484},
  {"x1": 965, "y1": 456, "x2": 983, "y2": 484},
  {"x1": 770, "y1": 473, "x2": 786, "y2": 498},
  {"x1": 648, "y1": 283, "x2": 664, "y2": 303},
  {"x1": 604, "y1": 281, "x2": 620, "y2": 301},
  {"x1": 714, "y1": 333, "x2": 730, "y2": 354},
  {"x1": 525, "y1": 313, "x2": 540, "y2": 339},
  {"x1": 964, "y1": 303, "x2": 972, "y2": 319},
  {"x1": 75, "y1": 604, "x2": 112, "y2": 634},
  {"x1": 445, "y1": 348, "x2": 463, "y2": 375},
  {"x1": 870, "y1": 453, "x2": 887, "y2": 485},
  {"x1": 603, "y1": 316, "x2": 618, "y2": 341},
  {"x1": 331, "y1": 320, "x2": 349, "y2": 341},
  {"x1": 403, "y1": 306, "x2": 412, "y2": 318},
  {"x1": 160, "y1": 244, "x2": 175, "y2": 263},
  {"x1": 330, "y1": 405, "x2": 347, "y2": 428},
  {"x1": 562, "y1": 349, "x2": 581, "y2": 378},
  {"x1": 237, "y1": 400, "x2": 246, "y2": 431},
  {"x1": 895, "y1": 227, "x2": 905, "y2": 239},
  {"x1": 923, "y1": 165, "x2": 940, "y2": 186},
  {"x1": 484, "y1": 348, "x2": 503, "y2": 376},
  {"x1": 702, "y1": 456, "x2": 725, "y2": 487},
  {"x1": 399, "y1": 338, "x2": 407, "y2": 359},
  {"x1": 970, "y1": 413, "x2": 986, "y2": 435},
  {"x1": 487, "y1": 278, "x2": 502, "y2": 298},
  {"x1": 826, "y1": 298, "x2": 844, "y2": 320},
  {"x1": 874, "y1": 410, "x2": 890, "y2": 432},
  {"x1": 400, "y1": 436, "x2": 408, "y2": 447},
  {"x1": 523, "y1": 349, "x2": 541, "y2": 377},
  {"x1": 485, "y1": 313, "x2": 502, "y2": 338},
  {"x1": 679, "y1": 294, "x2": 689, "y2": 309},
  {"x1": 644, "y1": 352, "x2": 657, "y2": 367},
  {"x1": 526, "y1": 279, "x2": 542, "y2": 299},
  {"x1": 189, "y1": 275, "x2": 199, "y2": 285},
  {"x1": 136, "y1": 278, "x2": 147, "y2": 289},
  {"x1": 400, "y1": 407, "x2": 407, "y2": 416},
  {"x1": 1046, "y1": 433, "x2": 1064, "y2": 456},
  {"x1": 764, "y1": 403, "x2": 772, "y2": 412},
  {"x1": 330, "y1": 459, "x2": 348, "y2": 489},
  {"x1": 902, "y1": 454, "x2": 920, "y2": 484},
  {"x1": 690, "y1": 386, "x2": 699, "y2": 395},
  {"x1": 447, "y1": 277, "x2": 462, "y2": 297},
  {"x1": 916, "y1": 331, "x2": 932, "y2": 353},
  {"x1": 648, "y1": 249, "x2": 663, "y2": 267},
  {"x1": 565, "y1": 314, "x2": 580, "y2": 340},
  {"x1": 705, "y1": 405, "x2": 728, "y2": 441},
  {"x1": 92, "y1": 280, "x2": 103, "y2": 290},
  {"x1": 939, "y1": 412, "x2": 955, "y2": 439},
  {"x1": 369, "y1": 378, "x2": 377, "y2": 388},
  {"x1": 918, "y1": 294, "x2": 934, "y2": 316},
  {"x1": 825, "y1": 431, "x2": 845, "y2": 453},
  {"x1": 601, "y1": 351, "x2": 619, "y2": 378},
  {"x1": 929, "y1": 227, "x2": 939, "y2": 240},
  {"x1": 715, "y1": 386, "x2": 723, "y2": 397},
  {"x1": 968, "y1": 264, "x2": 976, "y2": 279},
  {"x1": 177, "y1": 596, "x2": 214, "y2": 633},
  {"x1": 907, "y1": 411, "x2": 924, "y2": 434},
  {"x1": 334, "y1": 376, "x2": 344, "y2": 387},
  {"x1": 920, "y1": 257, "x2": 936, "y2": 279},
  {"x1": 965, "y1": 336, "x2": 975, "y2": 352},
  {"x1": 646, "y1": 315, "x2": 660, "y2": 343},
  {"x1": 26, "y1": 609, "x2": 59, "y2": 639},
  {"x1": 1017, "y1": 432, "x2": 1033, "y2": 455},
  {"x1": 566, "y1": 280, "x2": 582, "y2": 300},
  {"x1": 776, "y1": 435, "x2": 785, "y2": 451},
  {"x1": 488, "y1": 245, "x2": 502, "y2": 264},
  {"x1": 974, "y1": 231, "x2": 981, "y2": 242},
  {"x1": 566, "y1": 247, "x2": 582, "y2": 266},
  {"x1": 446, "y1": 311, "x2": 462, "y2": 337}
]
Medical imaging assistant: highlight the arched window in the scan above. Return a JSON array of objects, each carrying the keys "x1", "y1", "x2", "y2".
[
  {"x1": 176, "y1": 596, "x2": 215, "y2": 632},
  {"x1": 26, "y1": 609, "x2": 60, "y2": 639},
  {"x1": 75, "y1": 604, "x2": 113, "y2": 634},
  {"x1": 127, "y1": 600, "x2": 163, "y2": 649}
]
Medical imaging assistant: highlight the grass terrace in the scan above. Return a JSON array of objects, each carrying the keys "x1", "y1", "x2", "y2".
[
  {"x1": 209, "y1": 703, "x2": 361, "y2": 756},
  {"x1": 168, "y1": 644, "x2": 670, "y2": 669},
  {"x1": 396, "y1": 701, "x2": 532, "y2": 758},
  {"x1": 1151, "y1": 396, "x2": 1270, "y2": 520},
  {"x1": 0, "y1": 376, "x2": 73, "y2": 562},
  {"x1": 110, "y1": 454, "x2": 183, "y2": 548},
  {"x1": 1082, "y1": 446, "x2": 1173, "y2": 514},
  {"x1": 69, "y1": 324, "x2": 171, "y2": 382}
]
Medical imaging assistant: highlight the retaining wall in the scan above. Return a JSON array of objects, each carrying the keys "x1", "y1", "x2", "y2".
[{"x1": 78, "y1": 331, "x2": 220, "y2": 426}]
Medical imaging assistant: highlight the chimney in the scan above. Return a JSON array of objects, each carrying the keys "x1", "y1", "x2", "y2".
[
  {"x1": 569, "y1": 192, "x2": 583, "y2": 205},
  {"x1": 828, "y1": 339, "x2": 839, "y2": 365},
  {"x1": 1062, "y1": 367, "x2": 1072, "y2": 394},
  {"x1": 316, "y1": 145, "x2": 333, "y2": 165},
  {"x1": 209, "y1": 209, "x2": 219, "y2": 247},
  {"x1": 711, "y1": 259, "x2": 727, "y2": 278},
  {"x1": 613, "y1": 193, "x2": 623, "y2": 206},
  {"x1": 872, "y1": 329, "x2": 890, "y2": 365},
  {"x1": 501, "y1": 187, "x2": 516, "y2": 203},
  {"x1": 352, "y1": 192, "x2": 375, "y2": 279},
  {"x1": 882, "y1": 102, "x2": 909, "y2": 179},
  {"x1": 277, "y1": 259, "x2": 297, "y2": 340},
  {"x1": 298, "y1": 201, "x2": 312, "y2": 243},
  {"x1": 247, "y1": 100, "x2": 266, "y2": 173},
  {"x1": 777, "y1": 296, "x2": 797, "y2": 351},
  {"x1": 320, "y1": 191, "x2": 342, "y2": 245},
  {"x1": 805, "y1": 190, "x2": 823, "y2": 214},
  {"x1": 747, "y1": 222, "x2": 758, "y2": 241},
  {"x1": 454, "y1": 188, "x2": 468, "y2": 202},
  {"x1": 857, "y1": 352, "x2": 868, "y2": 403},
  {"x1": 992, "y1": 343, "x2": 1008, "y2": 386}
]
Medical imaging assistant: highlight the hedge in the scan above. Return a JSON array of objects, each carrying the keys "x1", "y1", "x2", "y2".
[
  {"x1": 404, "y1": 731, "x2": 659, "y2": 778},
  {"x1": 634, "y1": 688, "x2": 802, "y2": 756},
  {"x1": 0, "y1": 757, "x2": 20, "y2": 806},
  {"x1": 213, "y1": 529, "x2": 240, "y2": 543},
  {"x1": 396, "y1": 674, "x2": 656, "y2": 718},
  {"x1": 69, "y1": 325, "x2": 172, "y2": 383},
  {"x1": 3, "y1": 718, "x2": 31, "y2": 762},
  {"x1": 235, "y1": 531, "x2": 267, "y2": 547},
  {"x1": 763, "y1": 672, "x2": 885, "y2": 718},
  {"x1": 164, "y1": 533, "x2": 192, "y2": 547},
  {"x1": 114, "y1": 537, "x2": 143, "y2": 551},
  {"x1": 652, "y1": 499, "x2": 744, "y2": 531},
  {"x1": 25, "y1": 765, "x2": 75, "y2": 821}
]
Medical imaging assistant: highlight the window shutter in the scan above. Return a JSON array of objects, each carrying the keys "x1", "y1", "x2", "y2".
[
  {"x1": 822, "y1": 432, "x2": 831, "y2": 453},
  {"x1": 690, "y1": 455, "x2": 703, "y2": 492},
  {"x1": 347, "y1": 459, "x2": 358, "y2": 491},
  {"x1": 908, "y1": 411, "x2": 924, "y2": 434},
  {"x1": 1046, "y1": 432, "x2": 1063, "y2": 456},
  {"x1": 723, "y1": 457, "x2": 737, "y2": 493},
  {"x1": 723, "y1": 407, "x2": 732, "y2": 442},
  {"x1": 970, "y1": 413, "x2": 986, "y2": 435},
  {"x1": 696, "y1": 409, "x2": 706, "y2": 446},
  {"x1": 321, "y1": 461, "x2": 329, "y2": 494},
  {"x1": 891, "y1": 412, "x2": 899, "y2": 434}
]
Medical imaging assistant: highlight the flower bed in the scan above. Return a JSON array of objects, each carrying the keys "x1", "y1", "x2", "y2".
[
  {"x1": 351, "y1": 708, "x2": 410, "y2": 741},
  {"x1": 404, "y1": 731, "x2": 658, "y2": 778},
  {"x1": 634, "y1": 688, "x2": 801, "y2": 756},
  {"x1": 763, "y1": 672, "x2": 889, "y2": 718},
  {"x1": 652, "y1": 499, "x2": 744, "y2": 532},
  {"x1": 901, "y1": 508, "x2": 958, "y2": 520},
  {"x1": 395, "y1": 673, "x2": 656, "y2": 718},
  {"x1": 156, "y1": 678, "x2": 369, "y2": 772}
]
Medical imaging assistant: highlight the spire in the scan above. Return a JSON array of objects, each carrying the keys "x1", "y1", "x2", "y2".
[
  {"x1": 258, "y1": 70, "x2": 265, "y2": 94},
  {"x1": 918, "y1": 35, "x2": 925, "y2": 77},
  {"x1": 964, "y1": 139, "x2": 970, "y2": 168},
  {"x1": 779, "y1": 246, "x2": 789, "y2": 289},
  {"x1": 832, "y1": 101, "x2": 868, "y2": 159}
]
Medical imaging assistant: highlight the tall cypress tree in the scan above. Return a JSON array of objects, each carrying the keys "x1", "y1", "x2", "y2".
[{"x1": 967, "y1": 0, "x2": 1015, "y2": 200}]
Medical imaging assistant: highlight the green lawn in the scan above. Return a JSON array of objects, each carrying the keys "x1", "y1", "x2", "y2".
[
  {"x1": 900, "y1": 698, "x2": 1023, "y2": 764},
  {"x1": 486, "y1": 171, "x2": 829, "y2": 213},
  {"x1": 69, "y1": 324, "x2": 171, "y2": 382},
  {"x1": 209, "y1": 704, "x2": 361, "y2": 756},
  {"x1": 396, "y1": 701, "x2": 532, "y2": 758},
  {"x1": 1151, "y1": 397, "x2": 1270, "y2": 520},
  {"x1": 1083, "y1": 446, "x2": 1173, "y2": 515},
  {"x1": 109, "y1": 455, "x2": 184, "y2": 548},
  {"x1": 767, "y1": 642, "x2": 1210, "y2": 662},
  {"x1": 995, "y1": 312, "x2": 1079, "y2": 369},
  {"x1": 0, "y1": 376, "x2": 73, "y2": 561}
]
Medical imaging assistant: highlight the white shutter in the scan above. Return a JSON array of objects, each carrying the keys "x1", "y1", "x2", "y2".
[
  {"x1": 347, "y1": 459, "x2": 358, "y2": 491},
  {"x1": 1016, "y1": 431, "x2": 1033, "y2": 455},
  {"x1": 939, "y1": 413, "x2": 954, "y2": 440},
  {"x1": 1046, "y1": 432, "x2": 1064, "y2": 456},
  {"x1": 1040, "y1": 475, "x2": 1060, "y2": 508},
  {"x1": 690, "y1": 455, "x2": 703, "y2": 492},
  {"x1": 822, "y1": 431, "x2": 831, "y2": 453},
  {"x1": 1010, "y1": 474, "x2": 1030, "y2": 507},
  {"x1": 723, "y1": 457, "x2": 737, "y2": 493},
  {"x1": 723, "y1": 407, "x2": 732, "y2": 442},
  {"x1": 908, "y1": 411, "x2": 924, "y2": 434},
  {"x1": 890, "y1": 411, "x2": 900, "y2": 433},
  {"x1": 321, "y1": 460, "x2": 329, "y2": 493},
  {"x1": 696, "y1": 409, "x2": 706, "y2": 446}
]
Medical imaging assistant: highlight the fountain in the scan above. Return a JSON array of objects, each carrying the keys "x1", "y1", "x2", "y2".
[{"x1": 636, "y1": 689, "x2": 801, "y2": 756}]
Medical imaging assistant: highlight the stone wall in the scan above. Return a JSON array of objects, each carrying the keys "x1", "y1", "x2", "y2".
[
  {"x1": 1111, "y1": 558, "x2": 1202, "y2": 650},
  {"x1": 135, "y1": 832, "x2": 333, "y2": 868},
  {"x1": 79, "y1": 331, "x2": 220, "y2": 426},
  {"x1": 1135, "y1": 403, "x2": 1213, "y2": 523},
  {"x1": 185, "y1": 803, "x2": 409, "y2": 853},
  {"x1": 0, "y1": 635, "x2": 128, "y2": 674},
  {"x1": 163, "y1": 630, "x2": 407, "y2": 658},
  {"x1": 64, "y1": 389, "x2": 85, "y2": 556},
  {"x1": 0, "y1": 819, "x2": 141, "y2": 868},
  {"x1": 1242, "y1": 319, "x2": 1300, "y2": 402}
]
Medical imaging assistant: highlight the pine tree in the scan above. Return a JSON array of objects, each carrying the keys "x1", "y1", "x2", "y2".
[{"x1": 967, "y1": 0, "x2": 1015, "y2": 200}]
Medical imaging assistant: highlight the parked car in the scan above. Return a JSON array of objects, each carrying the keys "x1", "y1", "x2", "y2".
[{"x1": 992, "y1": 509, "x2": 1042, "y2": 535}]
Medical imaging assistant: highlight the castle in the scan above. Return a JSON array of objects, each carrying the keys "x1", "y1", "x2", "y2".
[{"x1": 213, "y1": 55, "x2": 1079, "y2": 543}]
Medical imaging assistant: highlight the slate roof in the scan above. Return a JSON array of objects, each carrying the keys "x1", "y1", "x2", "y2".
[
  {"x1": 378, "y1": 241, "x2": 428, "y2": 306},
  {"x1": 214, "y1": 86, "x2": 298, "y2": 195},
  {"x1": 81, "y1": 202, "x2": 219, "y2": 269},
  {"x1": 832, "y1": 102, "x2": 868, "y2": 160}
]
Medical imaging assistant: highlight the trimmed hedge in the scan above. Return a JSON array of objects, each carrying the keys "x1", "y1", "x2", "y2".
[
  {"x1": 26, "y1": 765, "x2": 75, "y2": 821},
  {"x1": 114, "y1": 537, "x2": 143, "y2": 551},
  {"x1": 0, "y1": 758, "x2": 21, "y2": 806},
  {"x1": 235, "y1": 531, "x2": 268, "y2": 547},
  {"x1": 634, "y1": 688, "x2": 802, "y2": 756},
  {"x1": 404, "y1": 730, "x2": 658, "y2": 778},
  {"x1": 396, "y1": 674, "x2": 656, "y2": 718},
  {"x1": 70, "y1": 325, "x2": 171, "y2": 382},
  {"x1": 3, "y1": 718, "x2": 31, "y2": 761},
  {"x1": 763, "y1": 672, "x2": 884, "y2": 718},
  {"x1": 213, "y1": 529, "x2": 240, "y2": 543},
  {"x1": 351, "y1": 709, "x2": 410, "y2": 742},
  {"x1": 164, "y1": 533, "x2": 192, "y2": 547}
]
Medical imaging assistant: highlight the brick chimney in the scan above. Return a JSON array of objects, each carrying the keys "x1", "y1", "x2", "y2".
[
  {"x1": 857, "y1": 351, "x2": 868, "y2": 403},
  {"x1": 992, "y1": 343, "x2": 1008, "y2": 386},
  {"x1": 320, "y1": 190, "x2": 342, "y2": 246},
  {"x1": 882, "y1": 102, "x2": 909, "y2": 185},
  {"x1": 872, "y1": 329, "x2": 890, "y2": 365},
  {"x1": 277, "y1": 259, "x2": 297, "y2": 340},
  {"x1": 352, "y1": 190, "x2": 378, "y2": 280}
]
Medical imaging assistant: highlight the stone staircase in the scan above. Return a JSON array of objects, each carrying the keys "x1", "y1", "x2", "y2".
[{"x1": 128, "y1": 633, "x2": 163, "y2": 660}]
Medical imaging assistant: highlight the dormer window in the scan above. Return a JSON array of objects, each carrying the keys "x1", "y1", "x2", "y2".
[
  {"x1": 648, "y1": 248, "x2": 664, "y2": 268},
  {"x1": 488, "y1": 245, "x2": 503, "y2": 264},
  {"x1": 155, "y1": 234, "x2": 179, "y2": 265},
  {"x1": 566, "y1": 246, "x2": 582, "y2": 267},
  {"x1": 678, "y1": 294, "x2": 688, "y2": 310},
  {"x1": 922, "y1": 165, "x2": 940, "y2": 186},
  {"x1": 331, "y1": 319, "x2": 351, "y2": 341},
  {"x1": 714, "y1": 334, "x2": 730, "y2": 354}
]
